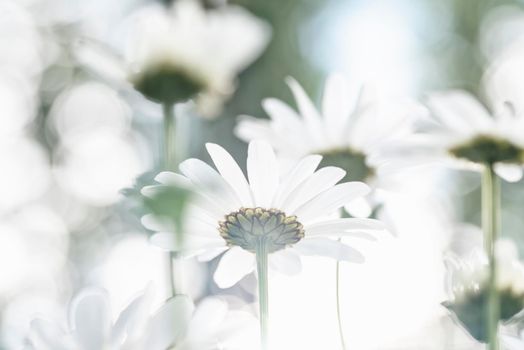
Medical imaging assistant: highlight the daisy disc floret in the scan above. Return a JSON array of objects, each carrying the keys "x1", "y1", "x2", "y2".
[
  {"x1": 142, "y1": 140, "x2": 385, "y2": 288},
  {"x1": 219, "y1": 207, "x2": 304, "y2": 253}
]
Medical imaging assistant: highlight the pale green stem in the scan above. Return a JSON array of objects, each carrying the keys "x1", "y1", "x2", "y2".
[
  {"x1": 336, "y1": 259, "x2": 347, "y2": 350},
  {"x1": 256, "y1": 240, "x2": 269, "y2": 350},
  {"x1": 482, "y1": 164, "x2": 500, "y2": 350},
  {"x1": 163, "y1": 103, "x2": 176, "y2": 171},
  {"x1": 162, "y1": 102, "x2": 179, "y2": 296}
]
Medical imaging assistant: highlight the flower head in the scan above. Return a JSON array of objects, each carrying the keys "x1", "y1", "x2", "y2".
[
  {"x1": 26, "y1": 287, "x2": 256, "y2": 350},
  {"x1": 77, "y1": 0, "x2": 271, "y2": 116},
  {"x1": 234, "y1": 74, "x2": 417, "y2": 216},
  {"x1": 142, "y1": 140, "x2": 385, "y2": 288},
  {"x1": 443, "y1": 240, "x2": 524, "y2": 343},
  {"x1": 235, "y1": 75, "x2": 416, "y2": 181},
  {"x1": 376, "y1": 91, "x2": 524, "y2": 182}
]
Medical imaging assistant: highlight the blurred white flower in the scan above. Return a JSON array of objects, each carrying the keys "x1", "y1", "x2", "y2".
[
  {"x1": 376, "y1": 90, "x2": 524, "y2": 182},
  {"x1": 77, "y1": 0, "x2": 271, "y2": 116},
  {"x1": 0, "y1": 137, "x2": 51, "y2": 213},
  {"x1": 28, "y1": 287, "x2": 257, "y2": 350},
  {"x1": 443, "y1": 239, "x2": 524, "y2": 343},
  {"x1": 0, "y1": 205, "x2": 68, "y2": 297},
  {"x1": 142, "y1": 140, "x2": 385, "y2": 288},
  {"x1": 53, "y1": 129, "x2": 145, "y2": 206},
  {"x1": 235, "y1": 74, "x2": 418, "y2": 216},
  {"x1": 503, "y1": 329, "x2": 524, "y2": 350}
]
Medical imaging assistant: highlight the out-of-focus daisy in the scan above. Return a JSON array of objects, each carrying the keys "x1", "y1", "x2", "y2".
[
  {"x1": 142, "y1": 140, "x2": 385, "y2": 289},
  {"x1": 76, "y1": 0, "x2": 271, "y2": 116},
  {"x1": 376, "y1": 90, "x2": 524, "y2": 182},
  {"x1": 27, "y1": 287, "x2": 152, "y2": 350},
  {"x1": 27, "y1": 287, "x2": 257, "y2": 350},
  {"x1": 443, "y1": 240, "x2": 524, "y2": 343},
  {"x1": 503, "y1": 330, "x2": 524, "y2": 350},
  {"x1": 235, "y1": 74, "x2": 417, "y2": 216}
]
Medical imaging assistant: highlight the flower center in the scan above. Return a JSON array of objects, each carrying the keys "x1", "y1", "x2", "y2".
[
  {"x1": 131, "y1": 62, "x2": 205, "y2": 104},
  {"x1": 318, "y1": 148, "x2": 374, "y2": 182},
  {"x1": 444, "y1": 286, "x2": 524, "y2": 342},
  {"x1": 448, "y1": 134, "x2": 524, "y2": 165},
  {"x1": 219, "y1": 208, "x2": 305, "y2": 253}
]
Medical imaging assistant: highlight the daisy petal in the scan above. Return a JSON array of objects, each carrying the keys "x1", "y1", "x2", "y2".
[
  {"x1": 111, "y1": 286, "x2": 152, "y2": 347},
  {"x1": 285, "y1": 77, "x2": 324, "y2": 145},
  {"x1": 185, "y1": 298, "x2": 228, "y2": 342},
  {"x1": 261, "y1": 98, "x2": 310, "y2": 152},
  {"x1": 427, "y1": 90, "x2": 492, "y2": 132},
  {"x1": 154, "y1": 171, "x2": 193, "y2": 188},
  {"x1": 179, "y1": 158, "x2": 239, "y2": 211},
  {"x1": 281, "y1": 166, "x2": 346, "y2": 213},
  {"x1": 70, "y1": 289, "x2": 111, "y2": 350},
  {"x1": 206, "y1": 143, "x2": 253, "y2": 206},
  {"x1": 494, "y1": 163, "x2": 523, "y2": 183},
  {"x1": 142, "y1": 295, "x2": 194, "y2": 350},
  {"x1": 306, "y1": 218, "x2": 384, "y2": 239},
  {"x1": 214, "y1": 247, "x2": 255, "y2": 288},
  {"x1": 294, "y1": 238, "x2": 365, "y2": 263},
  {"x1": 293, "y1": 182, "x2": 370, "y2": 220},
  {"x1": 343, "y1": 197, "x2": 373, "y2": 218},
  {"x1": 141, "y1": 214, "x2": 173, "y2": 232},
  {"x1": 273, "y1": 155, "x2": 322, "y2": 207},
  {"x1": 197, "y1": 247, "x2": 229, "y2": 262},
  {"x1": 235, "y1": 115, "x2": 276, "y2": 144},
  {"x1": 322, "y1": 74, "x2": 356, "y2": 140},
  {"x1": 269, "y1": 249, "x2": 302, "y2": 275},
  {"x1": 247, "y1": 140, "x2": 279, "y2": 208},
  {"x1": 150, "y1": 232, "x2": 224, "y2": 252}
]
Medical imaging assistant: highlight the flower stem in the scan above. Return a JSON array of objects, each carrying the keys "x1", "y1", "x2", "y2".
[
  {"x1": 482, "y1": 164, "x2": 500, "y2": 350},
  {"x1": 256, "y1": 240, "x2": 269, "y2": 350},
  {"x1": 336, "y1": 259, "x2": 347, "y2": 350},
  {"x1": 162, "y1": 102, "x2": 178, "y2": 296},
  {"x1": 163, "y1": 103, "x2": 176, "y2": 171}
]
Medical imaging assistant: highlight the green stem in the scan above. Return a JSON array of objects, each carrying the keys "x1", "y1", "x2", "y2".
[
  {"x1": 256, "y1": 241, "x2": 269, "y2": 350},
  {"x1": 336, "y1": 260, "x2": 347, "y2": 350},
  {"x1": 162, "y1": 103, "x2": 178, "y2": 296},
  {"x1": 163, "y1": 103, "x2": 176, "y2": 170},
  {"x1": 482, "y1": 164, "x2": 500, "y2": 350}
]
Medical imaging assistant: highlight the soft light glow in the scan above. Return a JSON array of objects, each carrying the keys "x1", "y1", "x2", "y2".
[
  {"x1": 309, "y1": 0, "x2": 420, "y2": 95},
  {"x1": 0, "y1": 206, "x2": 68, "y2": 295},
  {"x1": 49, "y1": 82, "x2": 132, "y2": 141},
  {"x1": 98, "y1": 235, "x2": 207, "y2": 317},
  {"x1": 0, "y1": 137, "x2": 51, "y2": 213},
  {"x1": 54, "y1": 130, "x2": 145, "y2": 206}
]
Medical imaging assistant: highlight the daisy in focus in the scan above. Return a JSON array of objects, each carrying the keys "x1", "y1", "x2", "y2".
[
  {"x1": 376, "y1": 90, "x2": 524, "y2": 182},
  {"x1": 142, "y1": 140, "x2": 385, "y2": 289},
  {"x1": 235, "y1": 74, "x2": 418, "y2": 216},
  {"x1": 77, "y1": 0, "x2": 271, "y2": 115},
  {"x1": 443, "y1": 240, "x2": 524, "y2": 343},
  {"x1": 26, "y1": 287, "x2": 257, "y2": 350}
]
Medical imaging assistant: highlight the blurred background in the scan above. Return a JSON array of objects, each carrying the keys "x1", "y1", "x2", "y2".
[{"x1": 2, "y1": 0, "x2": 524, "y2": 349}]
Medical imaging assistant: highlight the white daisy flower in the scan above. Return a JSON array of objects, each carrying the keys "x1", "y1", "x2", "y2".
[
  {"x1": 443, "y1": 239, "x2": 524, "y2": 343},
  {"x1": 76, "y1": 0, "x2": 271, "y2": 116},
  {"x1": 27, "y1": 287, "x2": 256, "y2": 350},
  {"x1": 142, "y1": 140, "x2": 385, "y2": 289},
  {"x1": 234, "y1": 74, "x2": 418, "y2": 216},
  {"x1": 375, "y1": 90, "x2": 524, "y2": 182}
]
